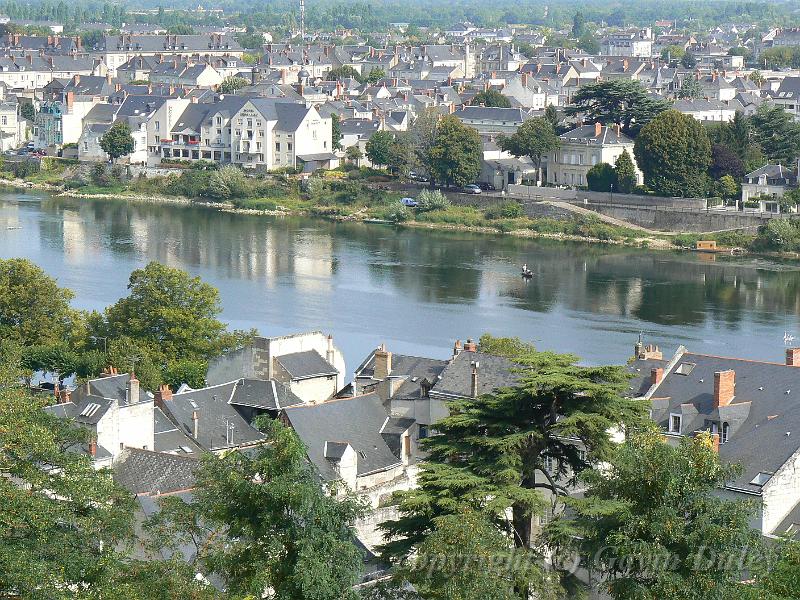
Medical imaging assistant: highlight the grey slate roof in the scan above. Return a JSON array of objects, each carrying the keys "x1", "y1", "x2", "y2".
[
  {"x1": 645, "y1": 351, "x2": 800, "y2": 494},
  {"x1": 453, "y1": 105, "x2": 528, "y2": 122},
  {"x1": 276, "y1": 350, "x2": 338, "y2": 380},
  {"x1": 283, "y1": 393, "x2": 401, "y2": 479},
  {"x1": 432, "y1": 350, "x2": 519, "y2": 399},
  {"x1": 113, "y1": 448, "x2": 199, "y2": 495},
  {"x1": 154, "y1": 406, "x2": 203, "y2": 456},
  {"x1": 228, "y1": 378, "x2": 303, "y2": 410},
  {"x1": 355, "y1": 352, "x2": 448, "y2": 400},
  {"x1": 560, "y1": 124, "x2": 633, "y2": 145}
]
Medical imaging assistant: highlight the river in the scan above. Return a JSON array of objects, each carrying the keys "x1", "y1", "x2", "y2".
[{"x1": 2, "y1": 191, "x2": 800, "y2": 371}]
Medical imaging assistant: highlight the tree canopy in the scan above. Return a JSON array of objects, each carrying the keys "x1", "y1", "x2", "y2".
[
  {"x1": 217, "y1": 75, "x2": 249, "y2": 94},
  {"x1": 428, "y1": 115, "x2": 482, "y2": 187},
  {"x1": 565, "y1": 80, "x2": 670, "y2": 136},
  {"x1": 634, "y1": 110, "x2": 712, "y2": 197},
  {"x1": 497, "y1": 117, "x2": 560, "y2": 182},
  {"x1": 366, "y1": 130, "x2": 395, "y2": 167},
  {"x1": 100, "y1": 121, "x2": 135, "y2": 162},
  {"x1": 471, "y1": 89, "x2": 512, "y2": 108}
]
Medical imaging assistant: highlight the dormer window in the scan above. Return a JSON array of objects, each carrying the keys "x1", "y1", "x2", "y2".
[
  {"x1": 675, "y1": 362, "x2": 696, "y2": 376},
  {"x1": 669, "y1": 413, "x2": 682, "y2": 434},
  {"x1": 721, "y1": 421, "x2": 730, "y2": 443}
]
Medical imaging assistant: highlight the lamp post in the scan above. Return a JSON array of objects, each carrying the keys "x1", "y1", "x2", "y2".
[{"x1": 610, "y1": 182, "x2": 614, "y2": 204}]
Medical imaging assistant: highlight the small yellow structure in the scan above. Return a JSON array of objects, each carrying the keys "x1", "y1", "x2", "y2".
[{"x1": 695, "y1": 240, "x2": 717, "y2": 251}]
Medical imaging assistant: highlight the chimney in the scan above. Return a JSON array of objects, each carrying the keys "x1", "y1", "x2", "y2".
[
  {"x1": 711, "y1": 432, "x2": 720, "y2": 453},
  {"x1": 521, "y1": 72, "x2": 528, "y2": 87},
  {"x1": 26, "y1": 54, "x2": 32, "y2": 64},
  {"x1": 463, "y1": 338, "x2": 478, "y2": 352},
  {"x1": 650, "y1": 367, "x2": 663, "y2": 386},
  {"x1": 88, "y1": 436, "x2": 97, "y2": 457},
  {"x1": 374, "y1": 344, "x2": 393, "y2": 379},
  {"x1": 470, "y1": 361, "x2": 480, "y2": 398},
  {"x1": 75, "y1": 35, "x2": 82, "y2": 51},
  {"x1": 58, "y1": 388, "x2": 71, "y2": 404},
  {"x1": 154, "y1": 383, "x2": 173, "y2": 409},
  {"x1": 73, "y1": 74, "x2": 80, "y2": 85},
  {"x1": 126, "y1": 373, "x2": 140, "y2": 404},
  {"x1": 453, "y1": 339, "x2": 463, "y2": 358},
  {"x1": 713, "y1": 370, "x2": 735, "y2": 408},
  {"x1": 326, "y1": 335, "x2": 336, "y2": 366},
  {"x1": 594, "y1": 121, "x2": 602, "y2": 137},
  {"x1": 66, "y1": 90, "x2": 74, "y2": 110},
  {"x1": 787, "y1": 348, "x2": 800, "y2": 366},
  {"x1": 192, "y1": 410, "x2": 200, "y2": 439},
  {"x1": 106, "y1": 73, "x2": 112, "y2": 85},
  {"x1": 613, "y1": 123, "x2": 621, "y2": 137}
]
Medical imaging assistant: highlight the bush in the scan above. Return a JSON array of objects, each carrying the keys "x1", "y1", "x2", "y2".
[
  {"x1": 91, "y1": 163, "x2": 112, "y2": 186},
  {"x1": 484, "y1": 201, "x2": 523, "y2": 219},
  {"x1": 755, "y1": 219, "x2": 800, "y2": 251},
  {"x1": 416, "y1": 189, "x2": 451, "y2": 212},
  {"x1": 207, "y1": 165, "x2": 251, "y2": 200}
]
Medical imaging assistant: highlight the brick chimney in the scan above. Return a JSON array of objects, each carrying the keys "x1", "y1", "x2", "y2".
[
  {"x1": 452, "y1": 339, "x2": 463, "y2": 358},
  {"x1": 65, "y1": 90, "x2": 74, "y2": 111},
  {"x1": 711, "y1": 432, "x2": 720, "y2": 453},
  {"x1": 650, "y1": 367, "x2": 663, "y2": 386},
  {"x1": 88, "y1": 436, "x2": 97, "y2": 457},
  {"x1": 521, "y1": 72, "x2": 528, "y2": 87},
  {"x1": 787, "y1": 348, "x2": 800, "y2": 366},
  {"x1": 374, "y1": 344, "x2": 392, "y2": 379},
  {"x1": 58, "y1": 388, "x2": 71, "y2": 404},
  {"x1": 713, "y1": 370, "x2": 735, "y2": 408},
  {"x1": 471, "y1": 360, "x2": 480, "y2": 398},
  {"x1": 463, "y1": 338, "x2": 478, "y2": 352},
  {"x1": 594, "y1": 121, "x2": 602, "y2": 137},
  {"x1": 154, "y1": 383, "x2": 172, "y2": 409},
  {"x1": 126, "y1": 373, "x2": 140, "y2": 404}
]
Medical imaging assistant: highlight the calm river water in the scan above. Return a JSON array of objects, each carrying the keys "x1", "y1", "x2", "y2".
[{"x1": 2, "y1": 191, "x2": 800, "y2": 370}]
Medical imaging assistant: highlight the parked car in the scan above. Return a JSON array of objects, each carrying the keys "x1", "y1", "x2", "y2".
[
  {"x1": 478, "y1": 182, "x2": 496, "y2": 191},
  {"x1": 460, "y1": 184, "x2": 482, "y2": 194},
  {"x1": 409, "y1": 171, "x2": 429, "y2": 182},
  {"x1": 401, "y1": 197, "x2": 419, "y2": 207}
]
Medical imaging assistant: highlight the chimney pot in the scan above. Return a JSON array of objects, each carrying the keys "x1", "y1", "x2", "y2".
[
  {"x1": 463, "y1": 338, "x2": 478, "y2": 352},
  {"x1": 88, "y1": 437, "x2": 97, "y2": 457},
  {"x1": 650, "y1": 367, "x2": 663, "y2": 386},
  {"x1": 714, "y1": 370, "x2": 735, "y2": 408},
  {"x1": 374, "y1": 344, "x2": 393, "y2": 379},
  {"x1": 126, "y1": 373, "x2": 140, "y2": 404},
  {"x1": 594, "y1": 121, "x2": 602, "y2": 137}
]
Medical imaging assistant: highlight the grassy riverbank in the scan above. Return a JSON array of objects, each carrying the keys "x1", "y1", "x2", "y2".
[{"x1": 2, "y1": 157, "x2": 796, "y2": 255}]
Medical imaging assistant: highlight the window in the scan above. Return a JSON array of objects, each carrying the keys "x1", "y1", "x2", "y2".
[
  {"x1": 287, "y1": 142, "x2": 293, "y2": 151},
  {"x1": 419, "y1": 425, "x2": 429, "y2": 439},
  {"x1": 247, "y1": 119, "x2": 253, "y2": 127},
  {"x1": 750, "y1": 472, "x2": 772, "y2": 487},
  {"x1": 1, "y1": 116, "x2": 6, "y2": 126},
  {"x1": 275, "y1": 142, "x2": 281, "y2": 151},
  {"x1": 155, "y1": 120, "x2": 160, "y2": 131},
  {"x1": 669, "y1": 413, "x2": 682, "y2": 433},
  {"x1": 544, "y1": 455, "x2": 556, "y2": 474},
  {"x1": 216, "y1": 116, "x2": 222, "y2": 125},
  {"x1": 216, "y1": 128, "x2": 222, "y2": 135},
  {"x1": 721, "y1": 422, "x2": 730, "y2": 443},
  {"x1": 539, "y1": 506, "x2": 553, "y2": 526},
  {"x1": 674, "y1": 362, "x2": 696, "y2": 376}
]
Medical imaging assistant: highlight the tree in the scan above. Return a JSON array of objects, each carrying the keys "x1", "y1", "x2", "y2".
[
  {"x1": 634, "y1": 110, "x2": 712, "y2": 197},
  {"x1": 399, "y1": 511, "x2": 562, "y2": 600},
  {"x1": 416, "y1": 189, "x2": 451, "y2": 212},
  {"x1": 366, "y1": 130, "x2": 395, "y2": 168},
  {"x1": 586, "y1": 162, "x2": 616, "y2": 192},
  {"x1": 0, "y1": 258, "x2": 79, "y2": 346},
  {"x1": 387, "y1": 132, "x2": 414, "y2": 177},
  {"x1": 217, "y1": 75, "x2": 249, "y2": 94},
  {"x1": 471, "y1": 89, "x2": 512, "y2": 108},
  {"x1": 410, "y1": 107, "x2": 440, "y2": 178},
  {"x1": 749, "y1": 70, "x2": 765, "y2": 86},
  {"x1": 0, "y1": 345, "x2": 133, "y2": 598},
  {"x1": 714, "y1": 174, "x2": 739, "y2": 201},
  {"x1": 743, "y1": 539, "x2": 800, "y2": 599},
  {"x1": 544, "y1": 104, "x2": 559, "y2": 131},
  {"x1": 751, "y1": 104, "x2": 800, "y2": 166},
  {"x1": 148, "y1": 419, "x2": 365, "y2": 598},
  {"x1": 614, "y1": 149, "x2": 637, "y2": 193},
  {"x1": 710, "y1": 143, "x2": 745, "y2": 180},
  {"x1": 565, "y1": 80, "x2": 671, "y2": 136},
  {"x1": 565, "y1": 432, "x2": 763, "y2": 600},
  {"x1": 497, "y1": 117, "x2": 560, "y2": 184},
  {"x1": 679, "y1": 76, "x2": 703, "y2": 99},
  {"x1": 660, "y1": 44, "x2": 686, "y2": 63},
  {"x1": 207, "y1": 165, "x2": 251, "y2": 200},
  {"x1": 20, "y1": 101, "x2": 35, "y2": 122},
  {"x1": 571, "y1": 11, "x2": 587, "y2": 37},
  {"x1": 428, "y1": 115, "x2": 482, "y2": 187},
  {"x1": 381, "y1": 335, "x2": 646, "y2": 563},
  {"x1": 331, "y1": 113, "x2": 342, "y2": 149},
  {"x1": 99, "y1": 261, "x2": 246, "y2": 364},
  {"x1": 367, "y1": 67, "x2": 386, "y2": 84},
  {"x1": 345, "y1": 144, "x2": 362, "y2": 164},
  {"x1": 681, "y1": 50, "x2": 697, "y2": 68},
  {"x1": 100, "y1": 121, "x2": 135, "y2": 162},
  {"x1": 326, "y1": 65, "x2": 363, "y2": 83},
  {"x1": 577, "y1": 33, "x2": 599, "y2": 55}
]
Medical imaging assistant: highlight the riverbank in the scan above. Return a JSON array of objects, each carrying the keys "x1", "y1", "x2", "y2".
[{"x1": 0, "y1": 163, "x2": 791, "y2": 257}]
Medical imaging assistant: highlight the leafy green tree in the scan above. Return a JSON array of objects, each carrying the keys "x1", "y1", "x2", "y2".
[
  {"x1": 331, "y1": 113, "x2": 342, "y2": 149},
  {"x1": 714, "y1": 174, "x2": 740, "y2": 201},
  {"x1": 751, "y1": 104, "x2": 800, "y2": 166},
  {"x1": 614, "y1": 149, "x2": 637, "y2": 193},
  {"x1": 710, "y1": 143, "x2": 745, "y2": 180},
  {"x1": 387, "y1": 132, "x2": 414, "y2": 177},
  {"x1": 99, "y1": 261, "x2": 248, "y2": 364},
  {"x1": 571, "y1": 10, "x2": 587, "y2": 36},
  {"x1": 564, "y1": 432, "x2": 763, "y2": 600},
  {"x1": 100, "y1": 121, "x2": 135, "y2": 162},
  {"x1": 367, "y1": 67, "x2": 386, "y2": 84},
  {"x1": 742, "y1": 538, "x2": 800, "y2": 599},
  {"x1": 586, "y1": 162, "x2": 617, "y2": 192},
  {"x1": 429, "y1": 115, "x2": 482, "y2": 187},
  {"x1": 167, "y1": 24, "x2": 195, "y2": 34},
  {"x1": 163, "y1": 358, "x2": 207, "y2": 390},
  {"x1": 381, "y1": 335, "x2": 646, "y2": 561},
  {"x1": 0, "y1": 258, "x2": 80, "y2": 346},
  {"x1": 399, "y1": 511, "x2": 562, "y2": 600},
  {"x1": 749, "y1": 70, "x2": 765, "y2": 86},
  {"x1": 577, "y1": 32, "x2": 599, "y2": 54},
  {"x1": 472, "y1": 89, "x2": 512, "y2": 108},
  {"x1": 366, "y1": 130, "x2": 395, "y2": 168},
  {"x1": 345, "y1": 144, "x2": 362, "y2": 163},
  {"x1": 416, "y1": 189, "x2": 451, "y2": 212},
  {"x1": 217, "y1": 75, "x2": 249, "y2": 94},
  {"x1": 327, "y1": 65, "x2": 363, "y2": 83},
  {"x1": 634, "y1": 110, "x2": 712, "y2": 197},
  {"x1": 148, "y1": 420, "x2": 365, "y2": 598},
  {"x1": 410, "y1": 107, "x2": 440, "y2": 178},
  {"x1": 660, "y1": 44, "x2": 686, "y2": 62},
  {"x1": 0, "y1": 345, "x2": 134, "y2": 598},
  {"x1": 544, "y1": 104, "x2": 559, "y2": 131},
  {"x1": 681, "y1": 50, "x2": 697, "y2": 68},
  {"x1": 20, "y1": 100, "x2": 35, "y2": 122},
  {"x1": 207, "y1": 165, "x2": 251, "y2": 199},
  {"x1": 565, "y1": 80, "x2": 671, "y2": 136},
  {"x1": 679, "y1": 76, "x2": 703, "y2": 99},
  {"x1": 497, "y1": 117, "x2": 560, "y2": 184}
]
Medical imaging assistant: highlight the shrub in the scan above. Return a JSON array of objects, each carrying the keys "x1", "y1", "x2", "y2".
[
  {"x1": 91, "y1": 163, "x2": 112, "y2": 186},
  {"x1": 305, "y1": 176, "x2": 326, "y2": 198},
  {"x1": 417, "y1": 189, "x2": 451, "y2": 212},
  {"x1": 207, "y1": 165, "x2": 251, "y2": 200},
  {"x1": 484, "y1": 201, "x2": 523, "y2": 219}
]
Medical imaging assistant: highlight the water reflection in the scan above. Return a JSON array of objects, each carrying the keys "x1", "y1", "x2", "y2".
[{"x1": 2, "y1": 192, "x2": 800, "y2": 365}]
